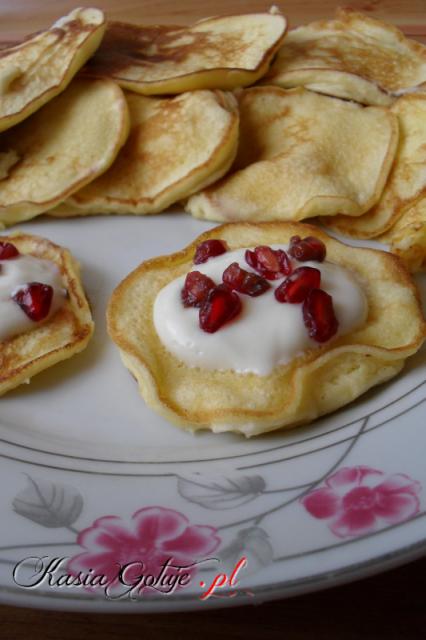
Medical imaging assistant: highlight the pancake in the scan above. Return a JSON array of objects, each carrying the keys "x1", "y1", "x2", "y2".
[
  {"x1": 379, "y1": 196, "x2": 426, "y2": 272},
  {"x1": 262, "y1": 9, "x2": 426, "y2": 106},
  {"x1": 0, "y1": 8, "x2": 106, "y2": 133},
  {"x1": 186, "y1": 87, "x2": 398, "y2": 223},
  {"x1": 323, "y1": 94, "x2": 426, "y2": 238},
  {"x1": 49, "y1": 90, "x2": 239, "y2": 216},
  {"x1": 107, "y1": 222, "x2": 426, "y2": 437},
  {"x1": 84, "y1": 11, "x2": 287, "y2": 94},
  {"x1": 0, "y1": 77, "x2": 129, "y2": 226},
  {"x1": 0, "y1": 233, "x2": 94, "y2": 396}
]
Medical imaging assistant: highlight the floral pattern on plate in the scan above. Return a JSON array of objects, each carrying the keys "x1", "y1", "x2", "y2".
[
  {"x1": 300, "y1": 466, "x2": 422, "y2": 538},
  {"x1": 67, "y1": 506, "x2": 220, "y2": 593}
]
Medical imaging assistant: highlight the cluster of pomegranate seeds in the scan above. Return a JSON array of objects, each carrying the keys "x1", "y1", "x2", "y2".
[
  {"x1": 199, "y1": 285, "x2": 242, "y2": 333},
  {"x1": 303, "y1": 289, "x2": 339, "y2": 343},
  {"x1": 275, "y1": 266, "x2": 321, "y2": 304},
  {"x1": 193, "y1": 239, "x2": 227, "y2": 264},
  {"x1": 12, "y1": 282, "x2": 53, "y2": 322},
  {"x1": 288, "y1": 235, "x2": 326, "y2": 262},
  {"x1": 245, "y1": 246, "x2": 292, "y2": 280},
  {"x1": 181, "y1": 271, "x2": 215, "y2": 308},
  {"x1": 223, "y1": 262, "x2": 270, "y2": 297},
  {"x1": 0, "y1": 241, "x2": 20, "y2": 260},
  {"x1": 180, "y1": 235, "x2": 339, "y2": 341}
]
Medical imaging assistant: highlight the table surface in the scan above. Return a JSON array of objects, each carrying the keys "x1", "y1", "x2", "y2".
[
  {"x1": 0, "y1": 0, "x2": 426, "y2": 38},
  {"x1": 0, "y1": 0, "x2": 425, "y2": 637}
]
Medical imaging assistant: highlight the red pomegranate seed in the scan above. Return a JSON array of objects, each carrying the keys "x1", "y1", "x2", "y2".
[
  {"x1": 194, "y1": 239, "x2": 227, "y2": 264},
  {"x1": 255, "y1": 246, "x2": 280, "y2": 271},
  {"x1": 245, "y1": 249, "x2": 258, "y2": 269},
  {"x1": 277, "y1": 249, "x2": 292, "y2": 274},
  {"x1": 181, "y1": 271, "x2": 216, "y2": 307},
  {"x1": 12, "y1": 282, "x2": 53, "y2": 322},
  {"x1": 303, "y1": 288, "x2": 339, "y2": 343},
  {"x1": 275, "y1": 267, "x2": 321, "y2": 303},
  {"x1": 289, "y1": 235, "x2": 326, "y2": 262},
  {"x1": 0, "y1": 241, "x2": 20, "y2": 260},
  {"x1": 199, "y1": 284, "x2": 242, "y2": 333},
  {"x1": 223, "y1": 262, "x2": 270, "y2": 297},
  {"x1": 245, "y1": 246, "x2": 292, "y2": 280}
]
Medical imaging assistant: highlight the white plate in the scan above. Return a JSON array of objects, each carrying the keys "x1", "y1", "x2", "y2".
[{"x1": 0, "y1": 214, "x2": 425, "y2": 612}]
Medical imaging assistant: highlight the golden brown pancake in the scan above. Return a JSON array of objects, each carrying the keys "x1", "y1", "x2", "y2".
[
  {"x1": 379, "y1": 196, "x2": 426, "y2": 272},
  {"x1": 49, "y1": 90, "x2": 239, "y2": 216},
  {"x1": 84, "y1": 11, "x2": 287, "y2": 94},
  {"x1": 323, "y1": 94, "x2": 426, "y2": 238},
  {"x1": 107, "y1": 222, "x2": 426, "y2": 437},
  {"x1": 0, "y1": 233, "x2": 94, "y2": 396},
  {"x1": 186, "y1": 87, "x2": 398, "y2": 223},
  {"x1": 0, "y1": 77, "x2": 129, "y2": 226},
  {"x1": 262, "y1": 9, "x2": 426, "y2": 106},
  {"x1": 0, "y1": 8, "x2": 106, "y2": 133}
]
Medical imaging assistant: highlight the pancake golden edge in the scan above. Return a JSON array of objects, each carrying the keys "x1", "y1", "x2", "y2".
[
  {"x1": 262, "y1": 9, "x2": 426, "y2": 106},
  {"x1": 379, "y1": 196, "x2": 426, "y2": 272},
  {"x1": 84, "y1": 12, "x2": 287, "y2": 94},
  {"x1": 323, "y1": 94, "x2": 426, "y2": 239},
  {"x1": 49, "y1": 90, "x2": 239, "y2": 216},
  {"x1": 186, "y1": 87, "x2": 398, "y2": 224},
  {"x1": 0, "y1": 8, "x2": 106, "y2": 133},
  {"x1": 0, "y1": 77, "x2": 130, "y2": 227},
  {"x1": 0, "y1": 233, "x2": 94, "y2": 396},
  {"x1": 107, "y1": 222, "x2": 426, "y2": 437}
]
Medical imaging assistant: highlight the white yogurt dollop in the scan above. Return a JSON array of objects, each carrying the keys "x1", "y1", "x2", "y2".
[
  {"x1": 0, "y1": 255, "x2": 66, "y2": 342},
  {"x1": 153, "y1": 246, "x2": 368, "y2": 376}
]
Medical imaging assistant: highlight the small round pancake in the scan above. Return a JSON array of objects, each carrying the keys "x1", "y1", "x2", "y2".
[
  {"x1": 0, "y1": 77, "x2": 130, "y2": 227},
  {"x1": 107, "y1": 222, "x2": 426, "y2": 437},
  {"x1": 323, "y1": 94, "x2": 426, "y2": 239},
  {"x1": 0, "y1": 233, "x2": 94, "y2": 396},
  {"x1": 50, "y1": 90, "x2": 239, "y2": 216},
  {"x1": 379, "y1": 196, "x2": 426, "y2": 273},
  {"x1": 262, "y1": 9, "x2": 426, "y2": 106},
  {"x1": 186, "y1": 87, "x2": 398, "y2": 223},
  {"x1": 0, "y1": 8, "x2": 106, "y2": 133},
  {"x1": 84, "y1": 12, "x2": 286, "y2": 94}
]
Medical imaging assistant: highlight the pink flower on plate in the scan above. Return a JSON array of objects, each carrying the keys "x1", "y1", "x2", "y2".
[
  {"x1": 300, "y1": 466, "x2": 421, "y2": 538},
  {"x1": 68, "y1": 506, "x2": 220, "y2": 594}
]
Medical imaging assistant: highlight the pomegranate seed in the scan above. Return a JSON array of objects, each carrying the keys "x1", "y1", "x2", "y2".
[
  {"x1": 245, "y1": 249, "x2": 258, "y2": 269},
  {"x1": 223, "y1": 262, "x2": 270, "y2": 297},
  {"x1": 12, "y1": 282, "x2": 53, "y2": 322},
  {"x1": 181, "y1": 271, "x2": 216, "y2": 307},
  {"x1": 277, "y1": 250, "x2": 292, "y2": 274},
  {"x1": 255, "y1": 245, "x2": 280, "y2": 271},
  {"x1": 275, "y1": 267, "x2": 321, "y2": 303},
  {"x1": 194, "y1": 239, "x2": 227, "y2": 264},
  {"x1": 245, "y1": 246, "x2": 292, "y2": 280},
  {"x1": 289, "y1": 235, "x2": 326, "y2": 262},
  {"x1": 0, "y1": 241, "x2": 20, "y2": 260},
  {"x1": 199, "y1": 284, "x2": 242, "y2": 333},
  {"x1": 303, "y1": 288, "x2": 339, "y2": 343}
]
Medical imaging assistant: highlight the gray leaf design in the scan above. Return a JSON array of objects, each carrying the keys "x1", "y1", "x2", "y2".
[
  {"x1": 219, "y1": 527, "x2": 274, "y2": 576},
  {"x1": 177, "y1": 473, "x2": 266, "y2": 510},
  {"x1": 12, "y1": 476, "x2": 83, "y2": 528}
]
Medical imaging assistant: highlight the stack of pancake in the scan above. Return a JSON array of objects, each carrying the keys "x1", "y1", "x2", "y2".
[{"x1": 1, "y1": 6, "x2": 425, "y2": 272}]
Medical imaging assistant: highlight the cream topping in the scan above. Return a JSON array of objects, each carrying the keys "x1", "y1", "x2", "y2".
[
  {"x1": 153, "y1": 246, "x2": 368, "y2": 376},
  {"x1": 0, "y1": 254, "x2": 66, "y2": 342}
]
